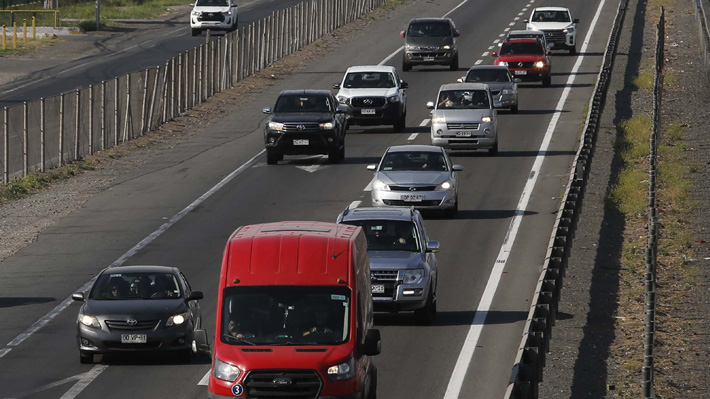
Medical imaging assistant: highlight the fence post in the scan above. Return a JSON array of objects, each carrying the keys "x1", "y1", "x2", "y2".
[
  {"x1": 170, "y1": 57, "x2": 176, "y2": 119},
  {"x1": 74, "y1": 89, "x2": 80, "y2": 160},
  {"x1": 101, "y1": 80, "x2": 106, "y2": 150},
  {"x1": 59, "y1": 92, "x2": 64, "y2": 166},
  {"x1": 148, "y1": 67, "x2": 159, "y2": 132},
  {"x1": 40, "y1": 97, "x2": 45, "y2": 172},
  {"x1": 141, "y1": 69, "x2": 148, "y2": 135},
  {"x1": 114, "y1": 77, "x2": 119, "y2": 146},
  {"x1": 2, "y1": 107, "x2": 7, "y2": 184},
  {"x1": 123, "y1": 74, "x2": 131, "y2": 142},
  {"x1": 23, "y1": 101, "x2": 28, "y2": 176},
  {"x1": 89, "y1": 85, "x2": 93, "y2": 155}
]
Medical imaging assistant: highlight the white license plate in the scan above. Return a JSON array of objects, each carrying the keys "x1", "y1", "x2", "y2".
[
  {"x1": 293, "y1": 139, "x2": 309, "y2": 146},
  {"x1": 121, "y1": 334, "x2": 147, "y2": 344},
  {"x1": 361, "y1": 109, "x2": 376, "y2": 115},
  {"x1": 423, "y1": 57, "x2": 435, "y2": 61},
  {"x1": 514, "y1": 70, "x2": 527, "y2": 75},
  {"x1": 456, "y1": 131, "x2": 472, "y2": 137},
  {"x1": 400, "y1": 194, "x2": 423, "y2": 202},
  {"x1": 372, "y1": 285, "x2": 385, "y2": 294}
]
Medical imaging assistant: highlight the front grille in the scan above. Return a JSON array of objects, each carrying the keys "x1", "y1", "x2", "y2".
[
  {"x1": 383, "y1": 200, "x2": 442, "y2": 206},
  {"x1": 282, "y1": 122, "x2": 320, "y2": 132},
  {"x1": 351, "y1": 97, "x2": 386, "y2": 108},
  {"x1": 199, "y1": 12, "x2": 225, "y2": 22},
  {"x1": 388, "y1": 185, "x2": 437, "y2": 191},
  {"x1": 372, "y1": 270, "x2": 398, "y2": 281},
  {"x1": 542, "y1": 30, "x2": 566, "y2": 43},
  {"x1": 410, "y1": 51, "x2": 448, "y2": 58},
  {"x1": 105, "y1": 320, "x2": 159, "y2": 331},
  {"x1": 446, "y1": 122, "x2": 480, "y2": 130},
  {"x1": 371, "y1": 270, "x2": 398, "y2": 299},
  {"x1": 508, "y1": 62, "x2": 535, "y2": 69},
  {"x1": 244, "y1": 370, "x2": 322, "y2": 399}
]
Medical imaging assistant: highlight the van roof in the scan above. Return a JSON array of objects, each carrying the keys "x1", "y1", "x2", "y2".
[{"x1": 223, "y1": 222, "x2": 361, "y2": 287}]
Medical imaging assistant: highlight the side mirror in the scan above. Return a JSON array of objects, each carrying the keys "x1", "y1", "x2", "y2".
[
  {"x1": 332, "y1": 83, "x2": 340, "y2": 90},
  {"x1": 452, "y1": 165, "x2": 463, "y2": 172},
  {"x1": 400, "y1": 31, "x2": 405, "y2": 38},
  {"x1": 426, "y1": 101, "x2": 434, "y2": 109},
  {"x1": 493, "y1": 100, "x2": 502, "y2": 108},
  {"x1": 72, "y1": 292, "x2": 85, "y2": 301},
  {"x1": 336, "y1": 105, "x2": 348, "y2": 114},
  {"x1": 514, "y1": 78, "x2": 522, "y2": 83},
  {"x1": 491, "y1": 52, "x2": 497, "y2": 57},
  {"x1": 262, "y1": 107, "x2": 272, "y2": 114},
  {"x1": 188, "y1": 291, "x2": 204, "y2": 301},
  {"x1": 362, "y1": 329, "x2": 381, "y2": 356},
  {"x1": 547, "y1": 51, "x2": 552, "y2": 55},
  {"x1": 453, "y1": 30, "x2": 460, "y2": 38},
  {"x1": 366, "y1": 164, "x2": 377, "y2": 171},
  {"x1": 194, "y1": 329, "x2": 211, "y2": 355},
  {"x1": 400, "y1": 81, "x2": 408, "y2": 89},
  {"x1": 573, "y1": 18, "x2": 580, "y2": 24},
  {"x1": 426, "y1": 241, "x2": 440, "y2": 253}
]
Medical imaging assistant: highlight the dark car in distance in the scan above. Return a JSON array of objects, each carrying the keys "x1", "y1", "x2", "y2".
[
  {"x1": 72, "y1": 265, "x2": 204, "y2": 364},
  {"x1": 263, "y1": 90, "x2": 348, "y2": 165},
  {"x1": 401, "y1": 17, "x2": 460, "y2": 71}
]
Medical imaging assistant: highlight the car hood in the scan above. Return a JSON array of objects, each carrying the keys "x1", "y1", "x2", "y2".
[
  {"x1": 527, "y1": 22, "x2": 574, "y2": 31},
  {"x1": 368, "y1": 251, "x2": 425, "y2": 270},
  {"x1": 406, "y1": 36, "x2": 453, "y2": 47},
  {"x1": 337, "y1": 87, "x2": 398, "y2": 98},
  {"x1": 376, "y1": 171, "x2": 449, "y2": 185},
  {"x1": 496, "y1": 54, "x2": 545, "y2": 63},
  {"x1": 192, "y1": 6, "x2": 229, "y2": 13},
  {"x1": 432, "y1": 109, "x2": 494, "y2": 122},
  {"x1": 84, "y1": 298, "x2": 187, "y2": 317},
  {"x1": 270, "y1": 113, "x2": 333, "y2": 123}
]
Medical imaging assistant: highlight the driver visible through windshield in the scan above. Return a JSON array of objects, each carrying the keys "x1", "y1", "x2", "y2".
[{"x1": 342, "y1": 220, "x2": 420, "y2": 252}]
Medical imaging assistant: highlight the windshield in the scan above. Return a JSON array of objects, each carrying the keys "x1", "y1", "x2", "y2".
[
  {"x1": 90, "y1": 271, "x2": 181, "y2": 299},
  {"x1": 407, "y1": 21, "x2": 452, "y2": 37},
  {"x1": 195, "y1": 0, "x2": 228, "y2": 6},
  {"x1": 436, "y1": 90, "x2": 490, "y2": 110},
  {"x1": 274, "y1": 94, "x2": 333, "y2": 113},
  {"x1": 380, "y1": 151, "x2": 448, "y2": 171},
  {"x1": 343, "y1": 72, "x2": 395, "y2": 89},
  {"x1": 221, "y1": 286, "x2": 351, "y2": 346},
  {"x1": 531, "y1": 10, "x2": 571, "y2": 23},
  {"x1": 500, "y1": 41, "x2": 543, "y2": 56},
  {"x1": 343, "y1": 220, "x2": 419, "y2": 252},
  {"x1": 465, "y1": 69, "x2": 511, "y2": 83}
]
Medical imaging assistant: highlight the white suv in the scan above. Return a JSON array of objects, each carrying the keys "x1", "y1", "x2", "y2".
[
  {"x1": 333, "y1": 65, "x2": 408, "y2": 132},
  {"x1": 190, "y1": 0, "x2": 238, "y2": 37},
  {"x1": 524, "y1": 7, "x2": 579, "y2": 54}
]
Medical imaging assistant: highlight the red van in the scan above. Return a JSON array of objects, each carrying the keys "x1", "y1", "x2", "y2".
[{"x1": 204, "y1": 221, "x2": 381, "y2": 399}]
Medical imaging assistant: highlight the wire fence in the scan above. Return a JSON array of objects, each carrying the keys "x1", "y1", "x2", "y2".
[{"x1": 0, "y1": 0, "x2": 387, "y2": 184}]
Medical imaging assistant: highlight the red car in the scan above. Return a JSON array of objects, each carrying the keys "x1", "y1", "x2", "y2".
[{"x1": 492, "y1": 38, "x2": 552, "y2": 87}]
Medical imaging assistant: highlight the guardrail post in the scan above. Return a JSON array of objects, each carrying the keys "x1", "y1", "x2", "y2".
[
  {"x1": 40, "y1": 97, "x2": 45, "y2": 172},
  {"x1": 23, "y1": 101, "x2": 28, "y2": 176},
  {"x1": 89, "y1": 85, "x2": 94, "y2": 155},
  {"x1": 74, "y1": 89, "x2": 80, "y2": 160},
  {"x1": 58, "y1": 92, "x2": 64, "y2": 166}
]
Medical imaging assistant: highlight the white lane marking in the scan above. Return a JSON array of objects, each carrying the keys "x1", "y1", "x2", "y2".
[
  {"x1": 198, "y1": 371, "x2": 210, "y2": 386},
  {"x1": 482, "y1": 52, "x2": 489, "y2": 57},
  {"x1": 509, "y1": 22, "x2": 516, "y2": 26},
  {"x1": 5, "y1": 365, "x2": 108, "y2": 399},
  {"x1": 364, "y1": 180, "x2": 373, "y2": 192},
  {"x1": 488, "y1": 46, "x2": 494, "y2": 50},
  {"x1": 514, "y1": 17, "x2": 520, "y2": 21},
  {"x1": 499, "y1": 33, "x2": 505, "y2": 37},
  {"x1": 380, "y1": 0, "x2": 470, "y2": 66},
  {"x1": 408, "y1": 133, "x2": 419, "y2": 141},
  {"x1": 442, "y1": 0, "x2": 607, "y2": 396},
  {"x1": 420, "y1": 119, "x2": 430, "y2": 126},
  {"x1": 475, "y1": 60, "x2": 483, "y2": 65},
  {"x1": 294, "y1": 156, "x2": 327, "y2": 173},
  {"x1": 349, "y1": 200, "x2": 362, "y2": 209},
  {"x1": 493, "y1": 39, "x2": 500, "y2": 44},
  {"x1": 504, "y1": 27, "x2": 511, "y2": 32},
  {"x1": 0, "y1": 150, "x2": 266, "y2": 358},
  {"x1": 518, "y1": 12, "x2": 524, "y2": 16},
  {"x1": 59, "y1": 365, "x2": 109, "y2": 399}
]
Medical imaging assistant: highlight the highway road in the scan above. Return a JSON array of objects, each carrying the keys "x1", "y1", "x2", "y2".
[{"x1": 0, "y1": 0, "x2": 619, "y2": 397}]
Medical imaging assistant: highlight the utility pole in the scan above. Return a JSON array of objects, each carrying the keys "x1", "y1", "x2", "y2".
[{"x1": 95, "y1": 0, "x2": 101, "y2": 30}]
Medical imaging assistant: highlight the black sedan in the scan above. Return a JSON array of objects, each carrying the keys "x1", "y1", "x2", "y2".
[{"x1": 72, "y1": 265, "x2": 204, "y2": 364}]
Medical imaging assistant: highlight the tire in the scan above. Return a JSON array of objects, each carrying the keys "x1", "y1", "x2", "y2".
[
  {"x1": 542, "y1": 75, "x2": 551, "y2": 87},
  {"x1": 339, "y1": 145, "x2": 345, "y2": 161},
  {"x1": 266, "y1": 149, "x2": 281, "y2": 165},
  {"x1": 179, "y1": 348, "x2": 193, "y2": 363},
  {"x1": 414, "y1": 287, "x2": 436, "y2": 325},
  {"x1": 393, "y1": 113, "x2": 406, "y2": 132},
  {"x1": 367, "y1": 367, "x2": 378, "y2": 399},
  {"x1": 445, "y1": 199, "x2": 458, "y2": 218},
  {"x1": 402, "y1": 59, "x2": 412, "y2": 72},
  {"x1": 511, "y1": 104, "x2": 519, "y2": 114},
  {"x1": 449, "y1": 54, "x2": 459, "y2": 71},
  {"x1": 191, "y1": 28, "x2": 200, "y2": 37},
  {"x1": 79, "y1": 350, "x2": 93, "y2": 364},
  {"x1": 488, "y1": 140, "x2": 499, "y2": 156},
  {"x1": 328, "y1": 146, "x2": 343, "y2": 164}
]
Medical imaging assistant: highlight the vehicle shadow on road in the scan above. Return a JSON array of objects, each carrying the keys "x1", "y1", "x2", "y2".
[
  {"x1": 0, "y1": 297, "x2": 55, "y2": 308},
  {"x1": 374, "y1": 310, "x2": 529, "y2": 327},
  {"x1": 422, "y1": 209, "x2": 537, "y2": 221},
  {"x1": 95, "y1": 352, "x2": 211, "y2": 366},
  {"x1": 450, "y1": 149, "x2": 576, "y2": 157}
]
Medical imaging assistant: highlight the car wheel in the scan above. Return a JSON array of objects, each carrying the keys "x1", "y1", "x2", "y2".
[
  {"x1": 394, "y1": 114, "x2": 406, "y2": 132},
  {"x1": 328, "y1": 148, "x2": 343, "y2": 164},
  {"x1": 415, "y1": 287, "x2": 436, "y2": 325},
  {"x1": 449, "y1": 54, "x2": 459, "y2": 71},
  {"x1": 511, "y1": 104, "x2": 519, "y2": 114},
  {"x1": 402, "y1": 59, "x2": 412, "y2": 72},
  {"x1": 191, "y1": 28, "x2": 200, "y2": 37},
  {"x1": 445, "y1": 199, "x2": 458, "y2": 218},
  {"x1": 79, "y1": 350, "x2": 93, "y2": 364},
  {"x1": 542, "y1": 76, "x2": 551, "y2": 87},
  {"x1": 266, "y1": 149, "x2": 281, "y2": 165},
  {"x1": 367, "y1": 367, "x2": 378, "y2": 399},
  {"x1": 489, "y1": 140, "x2": 499, "y2": 156},
  {"x1": 179, "y1": 348, "x2": 193, "y2": 363},
  {"x1": 339, "y1": 145, "x2": 345, "y2": 161}
]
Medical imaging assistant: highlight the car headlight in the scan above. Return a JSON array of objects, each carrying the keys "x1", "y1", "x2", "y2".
[
  {"x1": 388, "y1": 95, "x2": 400, "y2": 103},
  {"x1": 327, "y1": 357, "x2": 355, "y2": 381},
  {"x1": 166, "y1": 312, "x2": 189, "y2": 327},
  {"x1": 191, "y1": 11, "x2": 200, "y2": 16},
  {"x1": 78, "y1": 314, "x2": 100, "y2": 329},
  {"x1": 225, "y1": 10, "x2": 232, "y2": 15},
  {"x1": 337, "y1": 95, "x2": 349, "y2": 104},
  {"x1": 502, "y1": 89, "x2": 515, "y2": 95},
  {"x1": 402, "y1": 269, "x2": 425, "y2": 284},
  {"x1": 320, "y1": 121, "x2": 334, "y2": 130},
  {"x1": 535, "y1": 61, "x2": 545, "y2": 69},
  {"x1": 442, "y1": 45, "x2": 452, "y2": 50},
  {"x1": 482, "y1": 116, "x2": 494, "y2": 123},
  {"x1": 214, "y1": 357, "x2": 241, "y2": 382},
  {"x1": 373, "y1": 179, "x2": 390, "y2": 191},
  {"x1": 438, "y1": 180, "x2": 452, "y2": 191},
  {"x1": 431, "y1": 116, "x2": 446, "y2": 123},
  {"x1": 268, "y1": 121, "x2": 284, "y2": 131},
  {"x1": 405, "y1": 45, "x2": 417, "y2": 51},
  {"x1": 498, "y1": 61, "x2": 508, "y2": 66},
  {"x1": 564, "y1": 26, "x2": 575, "y2": 33}
]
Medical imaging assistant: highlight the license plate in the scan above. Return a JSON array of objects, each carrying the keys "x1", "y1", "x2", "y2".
[
  {"x1": 121, "y1": 334, "x2": 147, "y2": 344},
  {"x1": 400, "y1": 194, "x2": 423, "y2": 202},
  {"x1": 293, "y1": 139, "x2": 309, "y2": 146},
  {"x1": 372, "y1": 285, "x2": 385, "y2": 294},
  {"x1": 514, "y1": 70, "x2": 527, "y2": 75},
  {"x1": 361, "y1": 109, "x2": 376, "y2": 115},
  {"x1": 456, "y1": 131, "x2": 472, "y2": 137},
  {"x1": 423, "y1": 57, "x2": 435, "y2": 61}
]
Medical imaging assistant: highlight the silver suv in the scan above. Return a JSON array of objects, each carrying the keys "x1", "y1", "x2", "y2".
[{"x1": 337, "y1": 206, "x2": 439, "y2": 324}]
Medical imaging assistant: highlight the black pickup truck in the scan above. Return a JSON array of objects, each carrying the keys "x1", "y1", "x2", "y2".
[{"x1": 263, "y1": 90, "x2": 348, "y2": 165}]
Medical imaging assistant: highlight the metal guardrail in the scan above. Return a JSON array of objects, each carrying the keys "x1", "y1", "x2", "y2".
[
  {"x1": 0, "y1": 0, "x2": 387, "y2": 183},
  {"x1": 642, "y1": 7, "x2": 663, "y2": 399},
  {"x1": 503, "y1": 0, "x2": 630, "y2": 397}
]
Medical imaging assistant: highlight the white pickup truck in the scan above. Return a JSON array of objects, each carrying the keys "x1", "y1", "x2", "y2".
[
  {"x1": 524, "y1": 7, "x2": 580, "y2": 54},
  {"x1": 189, "y1": 0, "x2": 238, "y2": 37}
]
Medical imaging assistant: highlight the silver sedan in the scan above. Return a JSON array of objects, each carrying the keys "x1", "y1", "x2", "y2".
[{"x1": 367, "y1": 145, "x2": 462, "y2": 217}]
